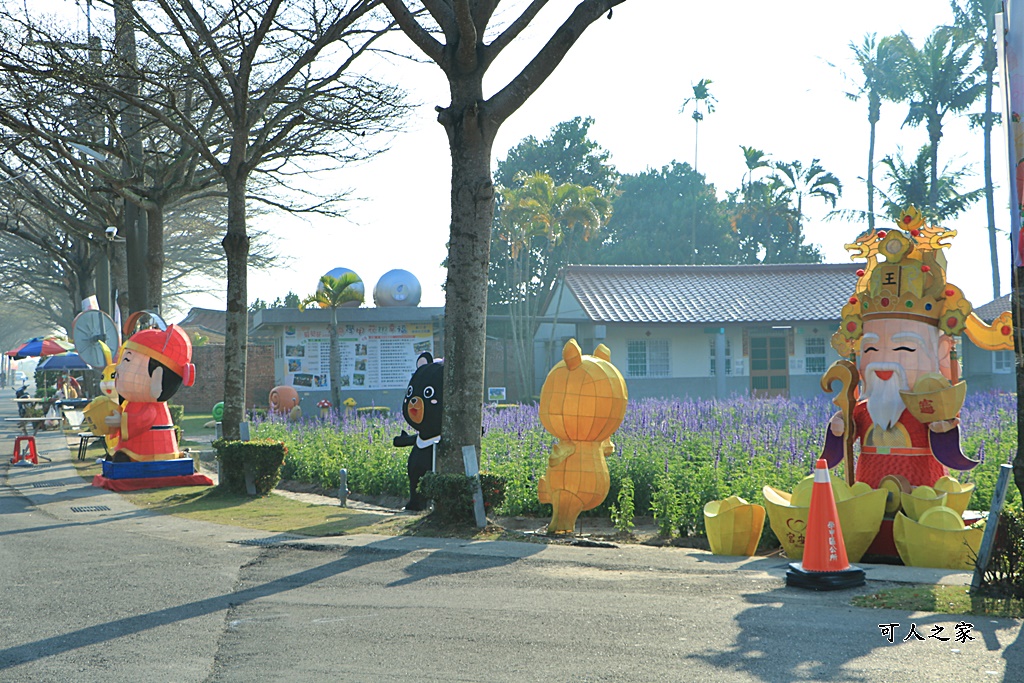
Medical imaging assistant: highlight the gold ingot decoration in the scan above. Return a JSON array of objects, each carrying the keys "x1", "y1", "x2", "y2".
[{"x1": 704, "y1": 495, "x2": 766, "y2": 556}]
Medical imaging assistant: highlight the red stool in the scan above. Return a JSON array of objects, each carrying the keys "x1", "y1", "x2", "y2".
[{"x1": 11, "y1": 436, "x2": 38, "y2": 465}]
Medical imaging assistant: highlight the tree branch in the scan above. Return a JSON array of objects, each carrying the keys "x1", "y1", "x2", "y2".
[
  {"x1": 382, "y1": 0, "x2": 445, "y2": 65},
  {"x1": 489, "y1": 0, "x2": 625, "y2": 125},
  {"x1": 452, "y1": 0, "x2": 478, "y2": 72},
  {"x1": 485, "y1": 0, "x2": 547, "y2": 62}
]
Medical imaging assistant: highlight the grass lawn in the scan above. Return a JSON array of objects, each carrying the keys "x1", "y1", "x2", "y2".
[
  {"x1": 178, "y1": 412, "x2": 215, "y2": 448},
  {"x1": 853, "y1": 585, "x2": 1024, "y2": 619}
]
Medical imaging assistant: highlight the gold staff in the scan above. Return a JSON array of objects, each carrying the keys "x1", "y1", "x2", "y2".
[{"x1": 820, "y1": 360, "x2": 860, "y2": 486}]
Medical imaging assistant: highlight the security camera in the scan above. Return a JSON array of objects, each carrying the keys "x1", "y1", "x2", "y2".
[{"x1": 105, "y1": 226, "x2": 118, "y2": 240}]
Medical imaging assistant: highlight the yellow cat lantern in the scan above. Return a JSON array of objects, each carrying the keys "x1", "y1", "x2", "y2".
[
  {"x1": 82, "y1": 341, "x2": 122, "y2": 452},
  {"x1": 537, "y1": 339, "x2": 628, "y2": 534}
]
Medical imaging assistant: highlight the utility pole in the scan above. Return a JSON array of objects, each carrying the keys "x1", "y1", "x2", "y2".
[{"x1": 113, "y1": 0, "x2": 148, "y2": 314}]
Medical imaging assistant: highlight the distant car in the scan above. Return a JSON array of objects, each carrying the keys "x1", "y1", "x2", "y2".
[{"x1": 14, "y1": 371, "x2": 28, "y2": 385}]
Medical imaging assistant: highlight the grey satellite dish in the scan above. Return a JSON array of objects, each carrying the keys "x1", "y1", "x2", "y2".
[
  {"x1": 374, "y1": 269, "x2": 421, "y2": 307},
  {"x1": 71, "y1": 309, "x2": 121, "y2": 368}
]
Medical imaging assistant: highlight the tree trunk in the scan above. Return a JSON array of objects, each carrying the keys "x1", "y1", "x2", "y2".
[
  {"x1": 114, "y1": 0, "x2": 149, "y2": 313},
  {"x1": 110, "y1": 239, "x2": 130, "y2": 325},
  {"x1": 1014, "y1": 265, "x2": 1024, "y2": 501},
  {"x1": 221, "y1": 174, "x2": 250, "y2": 440},
  {"x1": 983, "y1": 25, "x2": 1000, "y2": 300},
  {"x1": 329, "y1": 306, "x2": 342, "y2": 410},
  {"x1": 928, "y1": 116, "x2": 941, "y2": 211},
  {"x1": 867, "y1": 93, "x2": 879, "y2": 233},
  {"x1": 438, "y1": 94, "x2": 496, "y2": 472},
  {"x1": 146, "y1": 204, "x2": 164, "y2": 311}
]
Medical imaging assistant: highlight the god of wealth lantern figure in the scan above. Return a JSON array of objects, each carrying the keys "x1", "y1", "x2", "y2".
[{"x1": 822, "y1": 207, "x2": 1014, "y2": 488}]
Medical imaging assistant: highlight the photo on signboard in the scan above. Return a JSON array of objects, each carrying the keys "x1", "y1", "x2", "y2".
[
  {"x1": 354, "y1": 359, "x2": 366, "y2": 372},
  {"x1": 293, "y1": 373, "x2": 313, "y2": 387},
  {"x1": 352, "y1": 373, "x2": 365, "y2": 386},
  {"x1": 413, "y1": 340, "x2": 432, "y2": 354},
  {"x1": 314, "y1": 374, "x2": 329, "y2": 388},
  {"x1": 338, "y1": 375, "x2": 350, "y2": 386},
  {"x1": 355, "y1": 343, "x2": 367, "y2": 356},
  {"x1": 285, "y1": 344, "x2": 305, "y2": 357},
  {"x1": 287, "y1": 359, "x2": 302, "y2": 372}
]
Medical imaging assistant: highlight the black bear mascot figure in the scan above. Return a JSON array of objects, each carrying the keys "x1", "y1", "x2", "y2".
[{"x1": 394, "y1": 352, "x2": 443, "y2": 511}]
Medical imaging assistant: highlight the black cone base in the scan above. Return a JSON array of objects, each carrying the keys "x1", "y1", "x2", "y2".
[{"x1": 786, "y1": 562, "x2": 865, "y2": 591}]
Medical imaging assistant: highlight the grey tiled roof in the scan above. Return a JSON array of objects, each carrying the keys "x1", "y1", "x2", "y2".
[
  {"x1": 974, "y1": 294, "x2": 1010, "y2": 323},
  {"x1": 556, "y1": 263, "x2": 863, "y2": 324}
]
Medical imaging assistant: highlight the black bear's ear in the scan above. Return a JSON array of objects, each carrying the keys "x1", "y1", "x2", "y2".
[{"x1": 416, "y1": 352, "x2": 433, "y2": 368}]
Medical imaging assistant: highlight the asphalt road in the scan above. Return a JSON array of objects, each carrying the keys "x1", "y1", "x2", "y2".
[{"x1": 0, "y1": 395, "x2": 1020, "y2": 682}]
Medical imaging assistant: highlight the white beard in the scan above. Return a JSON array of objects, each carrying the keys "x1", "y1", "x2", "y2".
[{"x1": 863, "y1": 362, "x2": 909, "y2": 431}]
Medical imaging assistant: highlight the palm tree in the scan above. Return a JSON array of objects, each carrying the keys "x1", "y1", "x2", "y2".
[
  {"x1": 877, "y1": 145, "x2": 984, "y2": 223},
  {"x1": 299, "y1": 273, "x2": 364, "y2": 411},
  {"x1": 846, "y1": 33, "x2": 909, "y2": 233},
  {"x1": 494, "y1": 172, "x2": 612, "y2": 398},
  {"x1": 898, "y1": 27, "x2": 984, "y2": 208},
  {"x1": 773, "y1": 158, "x2": 843, "y2": 220},
  {"x1": 952, "y1": 0, "x2": 1002, "y2": 299},
  {"x1": 681, "y1": 79, "x2": 717, "y2": 173},
  {"x1": 740, "y1": 146, "x2": 771, "y2": 191}
]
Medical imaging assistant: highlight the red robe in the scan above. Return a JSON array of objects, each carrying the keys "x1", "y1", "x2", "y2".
[
  {"x1": 116, "y1": 401, "x2": 179, "y2": 462},
  {"x1": 848, "y1": 401, "x2": 947, "y2": 488}
]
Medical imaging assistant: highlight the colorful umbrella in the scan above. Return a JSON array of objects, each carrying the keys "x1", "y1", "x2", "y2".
[
  {"x1": 5, "y1": 337, "x2": 75, "y2": 359},
  {"x1": 37, "y1": 352, "x2": 89, "y2": 370}
]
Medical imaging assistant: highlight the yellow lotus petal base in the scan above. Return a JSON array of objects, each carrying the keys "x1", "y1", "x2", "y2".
[
  {"x1": 763, "y1": 484, "x2": 887, "y2": 563},
  {"x1": 704, "y1": 497, "x2": 766, "y2": 556},
  {"x1": 893, "y1": 510, "x2": 985, "y2": 570}
]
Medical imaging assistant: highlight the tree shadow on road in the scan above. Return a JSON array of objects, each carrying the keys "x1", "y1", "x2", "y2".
[
  {"x1": 0, "y1": 536, "x2": 543, "y2": 671},
  {"x1": 685, "y1": 585, "x2": 1023, "y2": 683}
]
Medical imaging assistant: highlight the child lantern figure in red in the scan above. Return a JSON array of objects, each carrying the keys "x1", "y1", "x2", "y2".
[{"x1": 104, "y1": 324, "x2": 196, "y2": 462}]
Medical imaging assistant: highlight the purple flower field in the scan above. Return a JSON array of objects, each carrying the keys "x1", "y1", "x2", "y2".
[{"x1": 255, "y1": 391, "x2": 1019, "y2": 536}]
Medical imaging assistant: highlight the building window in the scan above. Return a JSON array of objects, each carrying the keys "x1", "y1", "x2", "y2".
[
  {"x1": 805, "y1": 337, "x2": 827, "y2": 375},
  {"x1": 709, "y1": 337, "x2": 732, "y2": 376},
  {"x1": 993, "y1": 350, "x2": 1014, "y2": 374},
  {"x1": 627, "y1": 339, "x2": 670, "y2": 378}
]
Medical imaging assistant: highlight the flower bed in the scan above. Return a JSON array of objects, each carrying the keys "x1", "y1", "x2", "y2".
[{"x1": 252, "y1": 391, "x2": 1019, "y2": 538}]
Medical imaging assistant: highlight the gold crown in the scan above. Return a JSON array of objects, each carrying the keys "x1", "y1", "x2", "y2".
[{"x1": 832, "y1": 208, "x2": 1012, "y2": 356}]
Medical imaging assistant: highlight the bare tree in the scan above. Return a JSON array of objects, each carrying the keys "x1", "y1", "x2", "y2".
[
  {"x1": 0, "y1": 1, "x2": 408, "y2": 438},
  {"x1": 94, "y1": 0, "x2": 406, "y2": 439},
  {"x1": 381, "y1": 0, "x2": 629, "y2": 470}
]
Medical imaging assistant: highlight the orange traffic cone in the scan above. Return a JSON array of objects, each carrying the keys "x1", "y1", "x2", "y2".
[{"x1": 786, "y1": 459, "x2": 865, "y2": 590}]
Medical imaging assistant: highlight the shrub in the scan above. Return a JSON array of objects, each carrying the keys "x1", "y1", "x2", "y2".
[
  {"x1": 650, "y1": 470, "x2": 682, "y2": 538},
  {"x1": 977, "y1": 502, "x2": 1024, "y2": 600},
  {"x1": 214, "y1": 438, "x2": 287, "y2": 496},
  {"x1": 356, "y1": 406, "x2": 390, "y2": 417},
  {"x1": 479, "y1": 473, "x2": 506, "y2": 513},
  {"x1": 166, "y1": 404, "x2": 185, "y2": 426},
  {"x1": 609, "y1": 476, "x2": 635, "y2": 533},
  {"x1": 418, "y1": 472, "x2": 478, "y2": 524}
]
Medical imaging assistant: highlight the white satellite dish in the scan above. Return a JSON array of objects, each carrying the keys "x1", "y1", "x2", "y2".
[{"x1": 71, "y1": 309, "x2": 121, "y2": 368}]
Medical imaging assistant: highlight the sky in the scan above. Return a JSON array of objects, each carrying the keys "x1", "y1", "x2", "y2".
[{"x1": 42, "y1": 1, "x2": 1017, "y2": 316}]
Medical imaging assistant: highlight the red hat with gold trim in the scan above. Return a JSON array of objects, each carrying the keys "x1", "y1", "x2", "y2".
[
  {"x1": 834, "y1": 207, "x2": 1013, "y2": 357},
  {"x1": 122, "y1": 324, "x2": 196, "y2": 387}
]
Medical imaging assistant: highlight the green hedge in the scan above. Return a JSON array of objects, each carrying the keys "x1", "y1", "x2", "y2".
[
  {"x1": 167, "y1": 404, "x2": 185, "y2": 425},
  {"x1": 214, "y1": 438, "x2": 287, "y2": 496}
]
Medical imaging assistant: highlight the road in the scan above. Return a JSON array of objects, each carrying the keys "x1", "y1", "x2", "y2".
[{"x1": 0, "y1": 396, "x2": 1019, "y2": 681}]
